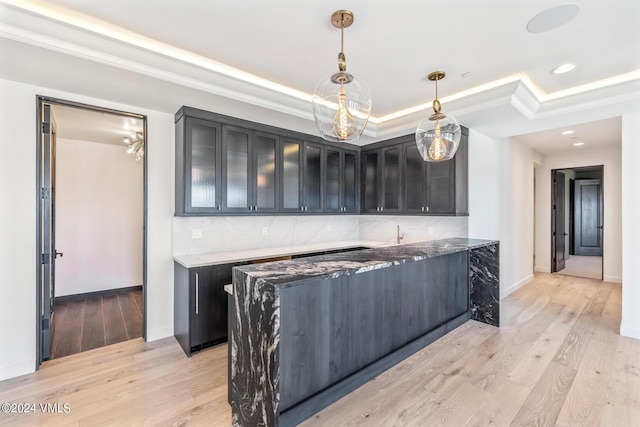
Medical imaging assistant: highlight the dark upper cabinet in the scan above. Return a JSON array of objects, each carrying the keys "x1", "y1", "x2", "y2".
[
  {"x1": 325, "y1": 147, "x2": 359, "y2": 213},
  {"x1": 175, "y1": 116, "x2": 222, "y2": 215},
  {"x1": 365, "y1": 127, "x2": 468, "y2": 215},
  {"x1": 362, "y1": 146, "x2": 403, "y2": 213},
  {"x1": 175, "y1": 106, "x2": 466, "y2": 217},
  {"x1": 221, "y1": 125, "x2": 279, "y2": 213}
]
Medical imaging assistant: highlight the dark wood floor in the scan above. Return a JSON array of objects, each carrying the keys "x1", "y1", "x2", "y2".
[{"x1": 50, "y1": 290, "x2": 143, "y2": 359}]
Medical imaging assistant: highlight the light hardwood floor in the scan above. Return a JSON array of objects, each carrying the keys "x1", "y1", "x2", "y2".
[{"x1": 1, "y1": 273, "x2": 639, "y2": 426}]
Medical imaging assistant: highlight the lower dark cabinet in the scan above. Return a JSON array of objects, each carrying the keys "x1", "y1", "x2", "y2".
[{"x1": 174, "y1": 261, "x2": 248, "y2": 356}]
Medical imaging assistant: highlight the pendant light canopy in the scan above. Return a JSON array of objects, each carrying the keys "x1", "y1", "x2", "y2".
[
  {"x1": 415, "y1": 71, "x2": 461, "y2": 162},
  {"x1": 312, "y1": 10, "x2": 371, "y2": 143}
]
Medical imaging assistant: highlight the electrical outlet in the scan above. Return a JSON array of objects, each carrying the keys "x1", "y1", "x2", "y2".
[
  {"x1": 191, "y1": 229, "x2": 202, "y2": 239},
  {"x1": 427, "y1": 227, "x2": 434, "y2": 236},
  {"x1": 262, "y1": 227, "x2": 269, "y2": 236}
]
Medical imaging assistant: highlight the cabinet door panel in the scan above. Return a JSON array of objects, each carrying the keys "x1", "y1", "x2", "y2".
[
  {"x1": 362, "y1": 151, "x2": 379, "y2": 212},
  {"x1": 426, "y1": 161, "x2": 455, "y2": 214},
  {"x1": 382, "y1": 147, "x2": 402, "y2": 212},
  {"x1": 343, "y1": 151, "x2": 358, "y2": 212},
  {"x1": 325, "y1": 149, "x2": 341, "y2": 212},
  {"x1": 223, "y1": 126, "x2": 250, "y2": 211},
  {"x1": 254, "y1": 132, "x2": 278, "y2": 211},
  {"x1": 403, "y1": 143, "x2": 426, "y2": 212},
  {"x1": 281, "y1": 139, "x2": 302, "y2": 211},
  {"x1": 304, "y1": 143, "x2": 323, "y2": 212},
  {"x1": 187, "y1": 118, "x2": 220, "y2": 211},
  {"x1": 190, "y1": 268, "x2": 227, "y2": 347}
]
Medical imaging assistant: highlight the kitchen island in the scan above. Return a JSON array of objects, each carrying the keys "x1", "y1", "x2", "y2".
[{"x1": 229, "y1": 238, "x2": 499, "y2": 426}]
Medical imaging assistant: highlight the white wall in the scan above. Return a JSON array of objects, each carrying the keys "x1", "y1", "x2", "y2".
[
  {"x1": 56, "y1": 138, "x2": 143, "y2": 296},
  {"x1": 0, "y1": 78, "x2": 174, "y2": 381},
  {"x1": 621, "y1": 112, "x2": 640, "y2": 339},
  {"x1": 534, "y1": 146, "x2": 622, "y2": 283},
  {"x1": 468, "y1": 129, "x2": 537, "y2": 298}
]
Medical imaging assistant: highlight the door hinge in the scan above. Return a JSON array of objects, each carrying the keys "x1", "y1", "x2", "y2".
[
  {"x1": 41, "y1": 253, "x2": 48, "y2": 264},
  {"x1": 42, "y1": 122, "x2": 50, "y2": 134},
  {"x1": 41, "y1": 187, "x2": 49, "y2": 199},
  {"x1": 42, "y1": 318, "x2": 49, "y2": 330}
]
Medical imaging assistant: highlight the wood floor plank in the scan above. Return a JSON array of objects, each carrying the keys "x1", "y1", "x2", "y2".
[
  {"x1": 132, "y1": 289, "x2": 143, "y2": 314},
  {"x1": 102, "y1": 295, "x2": 128, "y2": 346},
  {"x1": 118, "y1": 292, "x2": 142, "y2": 339},
  {"x1": 80, "y1": 298, "x2": 104, "y2": 352},
  {"x1": 51, "y1": 300, "x2": 85, "y2": 359},
  {"x1": 509, "y1": 361, "x2": 577, "y2": 426}
]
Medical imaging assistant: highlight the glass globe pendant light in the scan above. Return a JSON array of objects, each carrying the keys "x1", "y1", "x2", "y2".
[
  {"x1": 312, "y1": 10, "x2": 371, "y2": 143},
  {"x1": 415, "y1": 71, "x2": 461, "y2": 161}
]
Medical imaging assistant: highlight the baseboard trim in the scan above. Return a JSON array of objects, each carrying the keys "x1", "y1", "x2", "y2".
[
  {"x1": 620, "y1": 325, "x2": 640, "y2": 340},
  {"x1": 604, "y1": 275, "x2": 622, "y2": 283},
  {"x1": 501, "y1": 274, "x2": 534, "y2": 299},
  {"x1": 0, "y1": 359, "x2": 36, "y2": 382},
  {"x1": 55, "y1": 285, "x2": 142, "y2": 304}
]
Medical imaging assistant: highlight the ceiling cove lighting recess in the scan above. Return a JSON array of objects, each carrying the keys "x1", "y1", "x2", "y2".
[{"x1": 573, "y1": 142, "x2": 585, "y2": 146}]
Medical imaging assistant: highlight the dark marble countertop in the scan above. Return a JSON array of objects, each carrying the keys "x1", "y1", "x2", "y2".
[{"x1": 234, "y1": 237, "x2": 498, "y2": 289}]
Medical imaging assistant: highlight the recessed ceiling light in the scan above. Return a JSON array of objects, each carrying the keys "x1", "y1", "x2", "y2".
[
  {"x1": 552, "y1": 63, "x2": 576, "y2": 74},
  {"x1": 561, "y1": 130, "x2": 574, "y2": 135},
  {"x1": 527, "y1": 4, "x2": 581, "y2": 33},
  {"x1": 573, "y1": 142, "x2": 584, "y2": 146}
]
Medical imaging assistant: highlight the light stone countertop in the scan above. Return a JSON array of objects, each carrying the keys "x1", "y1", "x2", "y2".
[{"x1": 173, "y1": 240, "x2": 396, "y2": 269}]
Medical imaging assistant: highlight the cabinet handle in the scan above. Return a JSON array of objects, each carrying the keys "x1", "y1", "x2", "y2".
[
  {"x1": 426, "y1": 206, "x2": 430, "y2": 212},
  {"x1": 216, "y1": 205, "x2": 221, "y2": 211},
  {"x1": 195, "y1": 273, "x2": 199, "y2": 315},
  {"x1": 300, "y1": 207, "x2": 304, "y2": 212},
  {"x1": 421, "y1": 207, "x2": 425, "y2": 212}
]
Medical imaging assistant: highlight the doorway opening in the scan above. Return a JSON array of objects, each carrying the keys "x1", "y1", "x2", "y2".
[
  {"x1": 36, "y1": 96, "x2": 147, "y2": 367},
  {"x1": 550, "y1": 165, "x2": 604, "y2": 280}
]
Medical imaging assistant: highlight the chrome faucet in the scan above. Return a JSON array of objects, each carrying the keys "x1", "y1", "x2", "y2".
[{"x1": 396, "y1": 225, "x2": 404, "y2": 244}]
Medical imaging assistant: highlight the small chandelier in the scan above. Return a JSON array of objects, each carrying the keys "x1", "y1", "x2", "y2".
[
  {"x1": 123, "y1": 131, "x2": 144, "y2": 161},
  {"x1": 415, "y1": 71, "x2": 461, "y2": 161},
  {"x1": 312, "y1": 10, "x2": 371, "y2": 143}
]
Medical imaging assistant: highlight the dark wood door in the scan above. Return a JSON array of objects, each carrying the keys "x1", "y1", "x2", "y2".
[
  {"x1": 280, "y1": 138, "x2": 303, "y2": 212},
  {"x1": 252, "y1": 131, "x2": 279, "y2": 213},
  {"x1": 362, "y1": 150, "x2": 380, "y2": 212},
  {"x1": 426, "y1": 160, "x2": 455, "y2": 214},
  {"x1": 303, "y1": 142, "x2": 323, "y2": 212},
  {"x1": 403, "y1": 142, "x2": 427, "y2": 213},
  {"x1": 342, "y1": 151, "x2": 358, "y2": 212},
  {"x1": 381, "y1": 146, "x2": 402, "y2": 213},
  {"x1": 40, "y1": 104, "x2": 56, "y2": 360},
  {"x1": 574, "y1": 179, "x2": 603, "y2": 256},
  {"x1": 552, "y1": 170, "x2": 566, "y2": 272},
  {"x1": 184, "y1": 117, "x2": 221, "y2": 213}
]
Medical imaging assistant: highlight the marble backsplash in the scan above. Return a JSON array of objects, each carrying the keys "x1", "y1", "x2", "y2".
[
  {"x1": 173, "y1": 214, "x2": 468, "y2": 255},
  {"x1": 359, "y1": 215, "x2": 468, "y2": 245},
  {"x1": 173, "y1": 215, "x2": 359, "y2": 255}
]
